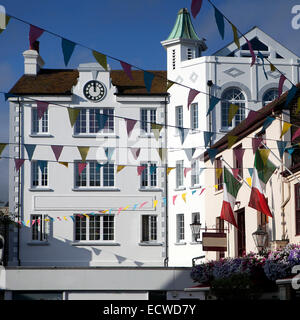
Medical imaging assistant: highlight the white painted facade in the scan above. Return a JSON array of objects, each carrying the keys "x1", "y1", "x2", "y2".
[{"x1": 162, "y1": 20, "x2": 300, "y2": 266}]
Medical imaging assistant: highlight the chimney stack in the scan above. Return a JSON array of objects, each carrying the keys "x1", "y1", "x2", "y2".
[{"x1": 23, "y1": 41, "x2": 44, "y2": 75}]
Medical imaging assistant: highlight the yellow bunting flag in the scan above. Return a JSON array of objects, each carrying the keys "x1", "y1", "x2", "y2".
[
  {"x1": 67, "y1": 108, "x2": 80, "y2": 127},
  {"x1": 280, "y1": 122, "x2": 292, "y2": 138},
  {"x1": 228, "y1": 135, "x2": 238, "y2": 149},
  {"x1": 26, "y1": 220, "x2": 30, "y2": 226},
  {"x1": 0, "y1": 143, "x2": 7, "y2": 157},
  {"x1": 83, "y1": 214, "x2": 90, "y2": 219},
  {"x1": 153, "y1": 200, "x2": 158, "y2": 208},
  {"x1": 59, "y1": 162, "x2": 69, "y2": 168},
  {"x1": 167, "y1": 80, "x2": 175, "y2": 90},
  {"x1": 63, "y1": 216, "x2": 68, "y2": 221},
  {"x1": 270, "y1": 63, "x2": 276, "y2": 72},
  {"x1": 228, "y1": 104, "x2": 239, "y2": 125},
  {"x1": 214, "y1": 184, "x2": 218, "y2": 190},
  {"x1": 246, "y1": 177, "x2": 252, "y2": 187},
  {"x1": 296, "y1": 97, "x2": 300, "y2": 115},
  {"x1": 151, "y1": 123, "x2": 163, "y2": 141},
  {"x1": 117, "y1": 165, "x2": 125, "y2": 173},
  {"x1": 259, "y1": 149, "x2": 271, "y2": 165},
  {"x1": 182, "y1": 193, "x2": 187, "y2": 203},
  {"x1": 216, "y1": 168, "x2": 223, "y2": 180},
  {"x1": 123, "y1": 205, "x2": 129, "y2": 211},
  {"x1": 157, "y1": 148, "x2": 167, "y2": 161},
  {"x1": 92, "y1": 50, "x2": 107, "y2": 70},
  {"x1": 77, "y1": 146, "x2": 90, "y2": 162},
  {"x1": 231, "y1": 23, "x2": 240, "y2": 49},
  {"x1": 167, "y1": 167, "x2": 175, "y2": 175}
]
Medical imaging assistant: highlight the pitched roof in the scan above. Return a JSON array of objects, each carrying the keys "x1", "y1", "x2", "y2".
[
  {"x1": 9, "y1": 69, "x2": 168, "y2": 96},
  {"x1": 202, "y1": 84, "x2": 300, "y2": 162}
]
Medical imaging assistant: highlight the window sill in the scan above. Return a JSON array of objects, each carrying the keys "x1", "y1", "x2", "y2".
[
  {"x1": 190, "y1": 241, "x2": 202, "y2": 245},
  {"x1": 189, "y1": 185, "x2": 202, "y2": 190},
  {"x1": 174, "y1": 242, "x2": 187, "y2": 245},
  {"x1": 72, "y1": 187, "x2": 120, "y2": 192},
  {"x1": 138, "y1": 134, "x2": 160, "y2": 139},
  {"x1": 72, "y1": 242, "x2": 120, "y2": 246},
  {"x1": 29, "y1": 134, "x2": 53, "y2": 138},
  {"x1": 139, "y1": 188, "x2": 163, "y2": 192},
  {"x1": 214, "y1": 189, "x2": 224, "y2": 195},
  {"x1": 27, "y1": 241, "x2": 49, "y2": 246},
  {"x1": 174, "y1": 187, "x2": 186, "y2": 191},
  {"x1": 72, "y1": 134, "x2": 119, "y2": 139},
  {"x1": 29, "y1": 188, "x2": 53, "y2": 192},
  {"x1": 138, "y1": 242, "x2": 163, "y2": 246}
]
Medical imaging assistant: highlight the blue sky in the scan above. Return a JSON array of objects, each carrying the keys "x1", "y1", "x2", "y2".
[{"x1": 0, "y1": 0, "x2": 300, "y2": 203}]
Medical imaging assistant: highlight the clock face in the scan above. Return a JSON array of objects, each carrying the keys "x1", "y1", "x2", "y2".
[{"x1": 83, "y1": 80, "x2": 106, "y2": 102}]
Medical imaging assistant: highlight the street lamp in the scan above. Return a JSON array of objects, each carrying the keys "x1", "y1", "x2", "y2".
[
  {"x1": 252, "y1": 225, "x2": 268, "y2": 254},
  {"x1": 190, "y1": 220, "x2": 202, "y2": 243}
]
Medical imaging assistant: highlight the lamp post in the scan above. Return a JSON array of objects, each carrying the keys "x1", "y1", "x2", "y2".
[
  {"x1": 252, "y1": 225, "x2": 268, "y2": 254},
  {"x1": 190, "y1": 221, "x2": 202, "y2": 243}
]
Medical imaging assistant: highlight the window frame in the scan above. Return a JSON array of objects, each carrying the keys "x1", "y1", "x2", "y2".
[
  {"x1": 215, "y1": 157, "x2": 223, "y2": 191},
  {"x1": 140, "y1": 162, "x2": 157, "y2": 189},
  {"x1": 221, "y1": 88, "x2": 246, "y2": 130},
  {"x1": 190, "y1": 103, "x2": 199, "y2": 131},
  {"x1": 191, "y1": 159, "x2": 200, "y2": 187},
  {"x1": 262, "y1": 88, "x2": 279, "y2": 106},
  {"x1": 74, "y1": 161, "x2": 115, "y2": 189},
  {"x1": 31, "y1": 161, "x2": 48, "y2": 188},
  {"x1": 176, "y1": 213, "x2": 185, "y2": 243},
  {"x1": 30, "y1": 214, "x2": 50, "y2": 242},
  {"x1": 140, "y1": 108, "x2": 157, "y2": 134},
  {"x1": 74, "y1": 108, "x2": 114, "y2": 135},
  {"x1": 141, "y1": 215, "x2": 157, "y2": 243},
  {"x1": 74, "y1": 214, "x2": 115, "y2": 242},
  {"x1": 176, "y1": 160, "x2": 184, "y2": 188},
  {"x1": 31, "y1": 107, "x2": 49, "y2": 134}
]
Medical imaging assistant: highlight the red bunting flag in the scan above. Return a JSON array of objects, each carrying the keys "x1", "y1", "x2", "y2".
[
  {"x1": 278, "y1": 74, "x2": 286, "y2": 97},
  {"x1": 137, "y1": 165, "x2": 146, "y2": 176},
  {"x1": 120, "y1": 61, "x2": 133, "y2": 80},
  {"x1": 125, "y1": 118, "x2": 137, "y2": 137},
  {"x1": 51, "y1": 145, "x2": 64, "y2": 161},
  {"x1": 14, "y1": 158, "x2": 25, "y2": 172},
  {"x1": 173, "y1": 195, "x2": 178, "y2": 205},
  {"x1": 37, "y1": 101, "x2": 48, "y2": 120},
  {"x1": 130, "y1": 148, "x2": 141, "y2": 160},
  {"x1": 29, "y1": 25, "x2": 44, "y2": 49},
  {"x1": 246, "y1": 39, "x2": 256, "y2": 67},
  {"x1": 184, "y1": 167, "x2": 192, "y2": 178},
  {"x1": 78, "y1": 163, "x2": 87, "y2": 176},
  {"x1": 187, "y1": 89, "x2": 200, "y2": 110},
  {"x1": 191, "y1": 0, "x2": 203, "y2": 18},
  {"x1": 292, "y1": 128, "x2": 300, "y2": 141}
]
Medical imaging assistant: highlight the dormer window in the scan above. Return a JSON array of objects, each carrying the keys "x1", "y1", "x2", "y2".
[{"x1": 187, "y1": 48, "x2": 193, "y2": 60}]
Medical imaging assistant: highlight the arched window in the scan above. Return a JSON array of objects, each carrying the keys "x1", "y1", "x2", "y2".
[
  {"x1": 221, "y1": 88, "x2": 246, "y2": 128},
  {"x1": 262, "y1": 89, "x2": 279, "y2": 106}
]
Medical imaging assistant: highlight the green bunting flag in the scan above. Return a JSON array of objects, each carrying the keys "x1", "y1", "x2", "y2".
[
  {"x1": 93, "y1": 50, "x2": 107, "y2": 70},
  {"x1": 67, "y1": 108, "x2": 80, "y2": 127},
  {"x1": 0, "y1": 143, "x2": 7, "y2": 157},
  {"x1": 228, "y1": 104, "x2": 239, "y2": 125},
  {"x1": 77, "y1": 146, "x2": 90, "y2": 162},
  {"x1": 151, "y1": 123, "x2": 163, "y2": 141}
]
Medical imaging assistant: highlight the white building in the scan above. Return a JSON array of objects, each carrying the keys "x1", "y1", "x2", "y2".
[{"x1": 161, "y1": 8, "x2": 300, "y2": 266}]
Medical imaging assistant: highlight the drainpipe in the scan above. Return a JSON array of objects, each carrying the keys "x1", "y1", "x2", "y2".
[
  {"x1": 281, "y1": 178, "x2": 291, "y2": 240},
  {"x1": 164, "y1": 94, "x2": 169, "y2": 267},
  {"x1": 17, "y1": 98, "x2": 21, "y2": 266}
]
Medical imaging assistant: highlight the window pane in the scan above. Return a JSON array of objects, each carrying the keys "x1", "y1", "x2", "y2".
[
  {"x1": 89, "y1": 215, "x2": 100, "y2": 240},
  {"x1": 31, "y1": 214, "x2": 42, "y2": 241},
  {"x1": 75, "y1": 109, "x2": 87, "y2": 134},
  {"x1": 142, "y1": 215, "x2": 149, "y2": 241},
  {"x1": 75, "y1": 162, "x2": 87, "y2": 187},
  {"x1": 103, "y1": 163, "x2": 114, "y2": 186},
  {"x1": 32, "y1": 161, "x2": 39, "y2": 186},
  {"x1": 176, "y1": 161, "x2": 183, "y2": 188},
  {"x1": 150, "y1": 216, "x2": 157, "y2": 241},
  {"x1": 150, "y1": 164, "x2": 157, "y2": 187},
  {"x1": 89, "y1": 109, "x2": 100, "y2": 133},
  {"x1": 191, "y1": 103, "x2": 198, "y2": 129},
  {"x1": 103, "y1": 108, "x2": 114, "y2": 133},
  {"x1": 90, "y1": 162, "x2": 101, "y2": 187},
  {"x1": 75, "y1": 215, "x2": 86, "y2": 241},
  {"x1": 103, "y1": 216, "x2": 114, "y2": 240}
]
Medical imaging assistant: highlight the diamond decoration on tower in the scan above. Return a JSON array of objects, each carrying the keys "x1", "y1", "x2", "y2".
[
  {"x1": 190, "y1": 72, "x2": 198, "y2": 83},
  {"x1": 266, "y1": 70, "x2": 283, "y2": 79},
  {"x1": 223, "y1": 67, "x2": 245, "y2": 78},
  {"x1": 175, "y1": 75, "x2": 184, "y2": 83}
]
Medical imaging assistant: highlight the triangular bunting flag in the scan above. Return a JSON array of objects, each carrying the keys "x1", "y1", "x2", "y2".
[
  {"x1": 137, "y1": 165, "x2": 146, "y2": 176},
  {"x1": 14, "y1": 159, "x2": 25, "y2": 172},
  {"x1": 187, "y1": 89, "x2": 200, "y2": 110},
  {"x1": 234, "y1": 148, "x2": 245, "y2": 164},
  {"x1": 51, "y1": 145, "x2": 63, "y2": 161},
  {"x1": 246, "y1": 39, "x2": 256, "y2": 67},
  {"x1": 67, "y1": 108, "x2": 80, "y2": 127},
  {"x1": 232, "y1": 168, "x2": 240, "y2": 179},
  {"x1": 191, "y1": 0, "x2": 203, "y2": 18},
  {"x1": 61, "y1": 38, "x2": 76, "y2": 66},
  {"x1": 296, "y1": 97, "x2": 300, "y2": 115},
  {"x1": 178, "y1": 127, "x2": 189, "y2": 144},
  {"x1": 139, "y1": 201, "x2": 148, "y2": 209},
  {"x1": 252, "y1": 136, "x2": 263, "y2": 154},
  {"x1": 78, "y1": 162, "x2": 87, "y2": 176},
  {"x1": 182, "y1": 193, "x2": 187, "y2": 203},
  {"x1": 37, "y1": 160, "x2": 47, "y2": 173},
  {"x1": 258, "y1": 149, "x2": 270, "y2": 165},
  {"x1": 206, "y1": 96, "x2": 220, "y2": 116},
  {"x1": 167, "y1": 80, "x2": 175, "y2": 90},
  {"x1": 184, "y1": 148, "x2": 195, "y2": 161},
  {"x1": 130, "y1": 147, "x2": 141, "y2": 160},
  {"x1": 216, "y1": 168, "x2": 223, "y2": 180},
  {"x1": 104, "y1": 147, "x2": 115, "y2": 161},
  {"x1": 270, "y1": 63, "x2": 276, "y2": 72},
  {"x1": 157, "y1": 148, "x2": 167, "y2": 161},
  {"x1": 134, "y1": 261, "x2": 144, "y2": 267},
  {"x1": 96, "y1": 113, "x2": 109, "y2": 131},
  {"x1": 285, "y1": 85, "x2": 298, "y2": 107},
  {"x1": 246, "y1": 110, "x2": 259, "y2": 126},
  {"x1": 151, "y1": 123, "x2": 163, "y2": 141},
  {"x1": 276, "y1": 140, "x2": 288, "y2": 158},
  {"x1": 0, "y1": 15, "x2": 10, "y2": 34},
  {"x1": 228, "y1": 135, "x2": 238, "y2": 149},
  {"x1": 37, "y1": 101, "x2": 48, "y2": 120},
  {"x1": 24, "y1": 144, "x2": 36, "y2": 160},
  {"x1": 0, "y1": 143, "x2": 7, "y2": 157},
  {"x1": 91, "y1": 247, "x2": 102, "y2": 256},
  {"x1": 258, "y1": 52, "x2": 268, "y2": 80},
  {"x1": 248, "y1": 168, "x2": 253, "y2": 177},
  {"x1": 228, "y1": 104, "x2": 239, "y2": 125},
  {"x1": 262, "y1": 116, "x2": 275, "y2": 131},
  {"x1": 149, "y1": 165, "x2": 157, "y2": 175},
  {"x1": 144, "y1": 71, "x2": 155, "y2": 93},
  {"x1": 117, "y1": 165, "x2": 125, "y2": 173},
  {"x1": 92, "y1": 50, "x2": 107, "y2": 70},
  {"x1": 199, "y1": 188, "x2": 205, "y2": 196},
  {"x1": 120, "y1": 61, "x2": 133, "y2": 80},
  {"x1": 173, "y1": 195, "x2": 178, "y2": 205},
  {"x1": 59, "y1": 162, "x2": 68, "y2": 168},
  {"x1": 77, "y1": 146, "x2": 90, "y2": 162},
  {"x1": 292, "y1": 128, "x2": 300, "y2": 141},
  {"x1": 280, "y1": 122, "x2": 292, "y2": 138},
  {"x1": 125, "y1": 118, "x2": 137, "y2": 137},
  {"x1": 246, "y1": 177, "x2": 252, "y2": 187},
  {"x1": 203, "y1": 131, "x2": 213, "y2": 148},
  {"x1": 231, "y1": 23, "x2": 240, "y2": 49},
  {"x1": 167, "y1": 167, "x2": 175, "y2": 175},
  {"x1": 29, "y1": 24, "x2": 44, "y2": 49},
  {"x1": 207, "y1": 148, "x2": 218, "y2": 164},
  {"x1": 278, "y1": 74, "x2": 286, "y2": 97},
  {"x1": 214, "y1": 6, "x2": 225, "y2": 39},
  {"x1": 153, "y1": 200, "x2": 158, "y2": 209},
  {"x1": 184, "y1": 167, "x2": 192, "y2": 178}
]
